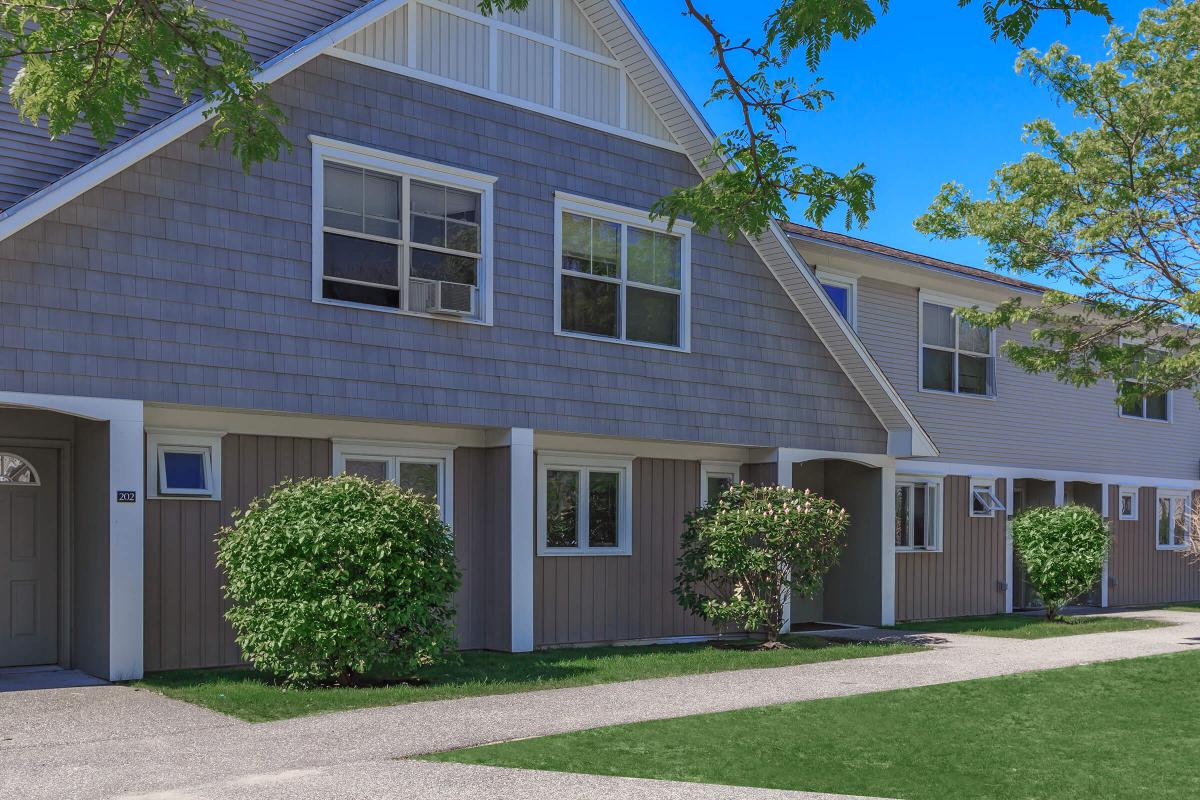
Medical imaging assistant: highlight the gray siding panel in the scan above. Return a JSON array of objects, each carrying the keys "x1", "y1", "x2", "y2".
[
  {"x1": 0, "y1": 57, "x2": 887, "y2": 453},
  {"x1": 534, "y1": 457, "x2": 710, "y2": 645},
  {"x1": 453, "y1": 446, "x2": 513, "y2": 651},
  {"x1": 1108, "y1": 485, "x2": 1200, "y2": 607},
  {"x1": 895, "y1": 476, "x2": 1008, "y2": 621},
  {"x1": 858, "y1": 276, "x2": 1200, "y2": 478}
]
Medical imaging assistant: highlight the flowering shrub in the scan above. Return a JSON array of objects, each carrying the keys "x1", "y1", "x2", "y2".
[
  {"x1": 674, "y1": 481, "x2": 849, "y2": 645},
  {"x1": 217, "y1": 475, "x2": 460, "y2": 686}
]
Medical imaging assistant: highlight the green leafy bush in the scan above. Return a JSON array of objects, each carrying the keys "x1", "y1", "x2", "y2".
[
  {"x1": 674, "y1": 482, "x2": 849, "y2": 645},
  {"x1": 1012, "y1": 505, "x2": 1109, "y2": 621},
  {"x1": 217, "y1": 475, "x2": 460, "y2": 686}
]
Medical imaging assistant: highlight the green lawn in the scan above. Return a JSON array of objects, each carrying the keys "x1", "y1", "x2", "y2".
[
  {"x1": 888, "y1": 612, "x2": 1168, "y2": 639},
  {"x1": 1162, "y1": 603, "x2": 1200, "y2": 612},
  {"x1": 430, "y1": 651, "x2": 1200, "y2": 800},
  {"x1": 132, "y1": 635, "x2": 923, "y2": 722}
]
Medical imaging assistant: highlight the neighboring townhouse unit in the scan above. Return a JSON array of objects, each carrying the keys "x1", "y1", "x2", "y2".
[
  {"x1": 0, "y1": 0, "x2": 937, "y2": 680},
  {"x1": 784, "y1": 223, "x2": 1200, "y2": 621}
]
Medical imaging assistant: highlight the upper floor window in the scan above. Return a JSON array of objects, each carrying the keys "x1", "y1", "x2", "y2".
[
  {"x1": 816, "y1": 270, "x2": 857, "y2": 328},
  {"x1": 312, "y1": 137, "x2": 495, "y2": 323},
  {"x1": 554, "y1": 193, "x2": 692, "y2": 350},
  {"x1": 920, "y1": 298, "x2": 995, "y2": 397},
  {"x1": 1119, "y1": 381, "x2": 1169, "y2": 422}
]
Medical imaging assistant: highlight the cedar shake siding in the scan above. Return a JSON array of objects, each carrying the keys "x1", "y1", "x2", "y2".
[
  {"x1": 143, "y1": 434, "x2": 509, "y2": 671},
  {"x1": 896, "y1": 476, "x2": 1008, "y2": 622},
  {"x1": 534, "y1": 457, "x2": 713, "y2": 646},
  {"x1": 0, "y1": 55, "x2": 886, "y2": 454},
  {"x1": 1107, "y1": 485, "x2": 1200, "y2": 608}
]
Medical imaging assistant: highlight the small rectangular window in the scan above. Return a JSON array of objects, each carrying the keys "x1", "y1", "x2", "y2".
[
  {"x1": 538, "y1": 453, "x2": 633, "y2": 555},
  {"x1": 896, "y1": 478, "x2": 942, "y2": 551},
  {"x1": 920, "y1": 300, "x2": 995, "y2": 397},
  {"x1": 1118, "y1": 488, "x2": 1138, "y2": 521},
  {"x1": 334, "y1": 442, "x2": 454, "y2": 524},
  {"x1": 969, "y1": 479, "x2": 1005, "y2": 518},
  {"x1": 555, "y1": 194, "x2": 691, "y2": 350},
  {"x1": 700, "y1": 461, "x2": 740, "y2": 505},
  {"x1": 146, "y1": 430, "x2": 223, "y2": 500},
  {"x1": 816, "y1": 270, "x2": 857, "y2": 329}
]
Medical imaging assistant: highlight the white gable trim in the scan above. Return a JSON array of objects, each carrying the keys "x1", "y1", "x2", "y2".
[{"x1": 0, "y1": 0, "x2": 934, "y2": 458}]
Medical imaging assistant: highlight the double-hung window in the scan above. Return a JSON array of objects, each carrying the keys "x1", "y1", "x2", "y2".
[
  {"x1": 896, "y1": 477, "x2": 942, "y2": 551},
  {"x1": 555, "y1": 193, "x2": 692, "y2": 350},
  {"x1": 920, "y1": 297, "x2": 995, "y2": 396},
  {"x1": 969, "y1": 478, "x2": 1005, "y2": 518},
  {"x1": 146, "y1": 430, "x2": 223, "y2": 500},
  {"x1": 1156, "y1": 490, "x2": 1191, "y2": 550},
  {"x1": 333, "y1": 441, "x2": 454, "y2": 524},
  {"x1": 538, "y1": 452, "x2": 633, "y2": 555},
  {"x1": 313, "y1": 138, "x2": 495, "y2": 322},
  {"x1": 1119, "y1": 381, "x2": 1170, "y2": 422}
]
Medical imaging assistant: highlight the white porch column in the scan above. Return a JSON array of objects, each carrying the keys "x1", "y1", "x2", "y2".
[
  {"x1": 775, "y1": 452, "x2": 795, "y2": 634},
  {"x1": 879, "y1": 465, "x2": 897, "y2": 626},
  {"x1": 508, "y1": 428, "x2": 535, "y2": 652},
  {"x1": 1004, "y1": 478, "x2": 1015, "y2": 614},
  {"x1": 1054, "y1": 479, "x2": 1066, "y2": 507},
  {"x1": 108, "y1": 407, "x2": 145, "y2": 680},
  {"x1": 1100, "y1": 483, "x2": 1110, "y2": 608}
]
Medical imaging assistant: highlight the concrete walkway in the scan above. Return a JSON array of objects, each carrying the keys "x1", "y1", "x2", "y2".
[{"x1": 3, "y1": 607, "x2": 1198, "y2": 799}]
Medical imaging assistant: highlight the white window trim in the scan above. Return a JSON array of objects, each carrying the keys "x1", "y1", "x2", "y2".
[
  {"x1": 815, "y1": 269, "x2": 858, "y2": 330},
  {"x1": 1117, "y1": 380, "x2": 1172, "y2": 423},
  {"x1": 1118, "y1": 486, "x2": 1139, "y2": 521},
  {"x1": 537, "y1": 450, "x2": 634, "y2": 556},
  {"x1": 553, "y1": 192, "x2": 693, "y2": 352},
  {"x1": 146, "y1": 429, "x2": 223, "y2": 501},
  {"x1": 332, "y1": 439, "x2": 455, "y2": 526},
  {"x1": 918, "y1": 289, "x2": 997, "y2": 400},
  {"x1": 310, "y1": 136, "x2": 496, "y2": 325},
  {"x1": 895, "y1": 474, "x2": 943, "y2": 553},
  {"x1": 969, "y1": 477, "x2": 1006, "y2": 518},
  {"x1": 1156, "y1": 489, "x2": 1191, "y2": 550},
  {"x1": 700, "y1": 460, "x2": 741, "y2": 505}
]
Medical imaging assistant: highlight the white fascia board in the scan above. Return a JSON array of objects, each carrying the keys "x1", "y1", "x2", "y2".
[
  {"x1": 0, "y1": 0, "x2": 410, "y2": 244},
  {"x1": 896, "y1": 459, "x2": 1200, "y2": 491}
]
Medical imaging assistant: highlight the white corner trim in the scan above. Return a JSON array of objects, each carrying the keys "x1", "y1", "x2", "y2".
[
  {"x1": 0, "y1": 0, "x2": 410, "y2": 244},
  {"x1": 508, "y1": 428, "x2": 535, "y2": 652}
]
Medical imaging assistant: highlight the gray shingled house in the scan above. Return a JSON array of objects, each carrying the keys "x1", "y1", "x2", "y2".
[{"x1": 0, "y1": 0, "x2": 1193, "y2": 682}]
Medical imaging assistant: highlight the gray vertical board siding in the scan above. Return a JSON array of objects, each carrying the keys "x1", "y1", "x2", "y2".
[
  {"x1": 142, "y1": 434, "x2": 332, "y2": 672},
  {"x1": 0, "y1": 1, "x2": 369, "y2": 212},
  {"x1": 789, "y1": 460, "x2": 826, "y2": 623},
  {"x1": 0, "y1": 56, "x2": 887, "y2": 453},
  {"x1": 534, "y1": 457, "x2": 710, "y2": 646},
  {"x1": 452, "y1": 446, "x2": 513, "y2": 651},
  {"x1": 856, "y1": 276, "x2": 1200, "y2": 478},
  {"x1": 820, "y1": 461, "x2": 884, "y2": 625},
  {"x1": 740, "y1": 463, "x2": 777, "y2": 486},
  {"x1": 1108, "y1": 485, "x2": 1200, "y2": 607},
  {"x1": 895, "y1": 476, "x2": 1007, "y2": 621}
]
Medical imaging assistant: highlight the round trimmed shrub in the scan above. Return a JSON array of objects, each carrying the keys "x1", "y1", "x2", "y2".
[
  {"x1": 674, "y1": 482, "x2": 849, "y2": 645},
  {"x1": 1012, "y1": 504, "x2": 1109, "y2": 621},
  {"x1": 217, "y1": 475, "x2": 460, "y2": 686}
]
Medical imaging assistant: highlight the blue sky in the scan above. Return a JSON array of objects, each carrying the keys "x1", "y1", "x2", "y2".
[{"x1": 622, "y1": 0, "x2": 1149, "y2": 270}]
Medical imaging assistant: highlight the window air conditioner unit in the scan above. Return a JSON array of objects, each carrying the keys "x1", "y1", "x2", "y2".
[{"x1": 410, "y1": 279, "x2": 476, "y2": 316}]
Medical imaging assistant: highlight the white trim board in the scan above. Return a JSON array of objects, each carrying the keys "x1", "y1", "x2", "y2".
[{"x1": 896, "y1": 459, "x2": 1200, "y2": 491}]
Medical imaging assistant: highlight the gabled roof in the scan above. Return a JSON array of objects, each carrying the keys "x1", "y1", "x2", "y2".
[
  {"x1": 781, "y1": 221, "x2": 1046, "y2": 295},
  {"x1": 0, "y1": 0, "x2": 936, "y2": 457},
  {"x1": 0, "y1": 1, "x2": 370, "y2": 214}
]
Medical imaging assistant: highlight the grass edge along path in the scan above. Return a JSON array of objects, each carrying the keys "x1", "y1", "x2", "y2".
[
  {"x1": 888, "y1": 612, "x2": 1169, "y2": 639},
  {"x1": 132, "y1": 635, "x2": 925, "y2": 723},
  {"x1": 427, "y1": 650, "x2": 1200, "y2": 800}
]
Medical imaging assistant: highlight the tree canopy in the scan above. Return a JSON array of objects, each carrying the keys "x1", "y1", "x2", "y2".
[{"x1": 916, "y1": 0, "x2": 1200, "y2": 403}]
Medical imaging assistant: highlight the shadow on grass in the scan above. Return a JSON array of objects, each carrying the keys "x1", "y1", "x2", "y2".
[{"x1": 888, "y1": 613, "x2": 1170, "y2": 639}]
